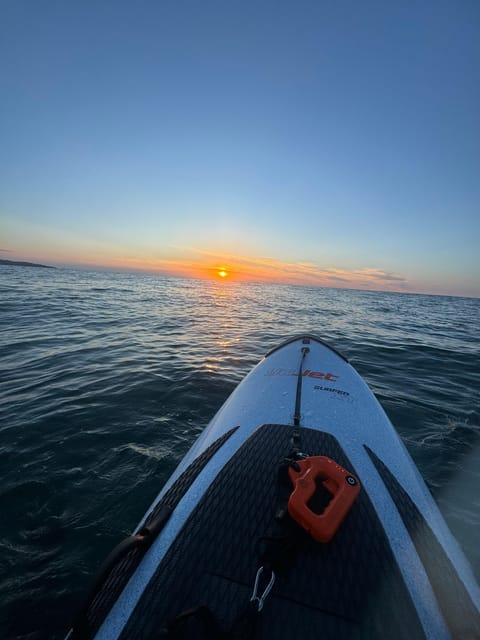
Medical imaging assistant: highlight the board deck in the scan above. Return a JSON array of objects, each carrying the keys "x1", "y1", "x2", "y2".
[{"x1": 67, "y1": 335, "x2": 480, "y2": 640}]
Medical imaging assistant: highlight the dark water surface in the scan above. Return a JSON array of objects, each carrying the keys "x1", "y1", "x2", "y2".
[{"x1": 1, "y1": 266, "x2": 479, "y2": 639}]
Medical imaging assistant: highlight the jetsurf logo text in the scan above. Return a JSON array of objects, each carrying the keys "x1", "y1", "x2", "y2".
[{"x1": 266, "y1": 368, "x2": 338, "y2": 382}]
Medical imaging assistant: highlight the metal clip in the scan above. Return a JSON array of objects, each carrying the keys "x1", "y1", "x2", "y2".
[{"x1": 250, "y1": 566, "x2": 276, "y2": 612}]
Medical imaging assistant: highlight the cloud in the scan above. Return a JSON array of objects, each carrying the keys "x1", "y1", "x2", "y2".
[{"x1": 355, "y1": 268, "x2": 407, "y2": 283}]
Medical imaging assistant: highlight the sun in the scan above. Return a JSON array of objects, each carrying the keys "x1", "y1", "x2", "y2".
[{"x1": 217, "y1": 269, "x2": 228, "y2": 278}]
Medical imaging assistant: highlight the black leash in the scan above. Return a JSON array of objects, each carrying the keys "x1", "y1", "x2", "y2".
[{"x1": 292, "y1": 346, "x2": 309, "y2": 451}]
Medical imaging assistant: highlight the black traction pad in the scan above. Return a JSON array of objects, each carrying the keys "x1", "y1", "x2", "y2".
[{"x1": 119, "y1": 424, "x2": 425, "y2": 640}]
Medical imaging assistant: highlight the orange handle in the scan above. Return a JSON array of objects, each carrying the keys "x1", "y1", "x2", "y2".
[{"x1": 287, "y1": 456, "x2": 360, "y2": 542}]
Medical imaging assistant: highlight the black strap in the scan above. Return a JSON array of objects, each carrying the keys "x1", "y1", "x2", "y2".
[
  {"x1": 292, "y1": 346, "x2": 309, "y2": 439},
  {"x1": 256, "y1": 457, "x2": 308, "y2": 576},
  {"x1": 72, "y1": 505, "x2": 173, "y2": 638}
]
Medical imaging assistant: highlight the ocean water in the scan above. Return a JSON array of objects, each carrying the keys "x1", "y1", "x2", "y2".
[{"x1": 1, "y1": 266, "x2": 479, "y2": 639}]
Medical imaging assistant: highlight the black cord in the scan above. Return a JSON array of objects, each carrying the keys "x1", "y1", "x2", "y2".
[{"x1": 292, "y1": 346, "x2": 309, "y2": 446}]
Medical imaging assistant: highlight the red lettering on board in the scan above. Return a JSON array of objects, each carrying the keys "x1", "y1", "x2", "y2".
[{"x1": 301, "y1": 370, "x2": 338, "y2": 381}]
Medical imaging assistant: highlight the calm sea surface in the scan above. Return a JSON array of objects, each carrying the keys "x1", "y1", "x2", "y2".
[{"x1": 1, "y1": 266, "x2": 479, "y2": 639}]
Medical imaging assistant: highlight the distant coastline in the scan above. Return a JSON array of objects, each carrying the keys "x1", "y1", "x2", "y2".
[{"x1": 0, "y1": 258, "x2": 55, "y2": 269}]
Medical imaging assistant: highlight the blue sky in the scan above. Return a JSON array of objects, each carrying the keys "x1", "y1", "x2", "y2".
[{"x1": 1, "y1": 1, "x2": 479, "y2": 295}]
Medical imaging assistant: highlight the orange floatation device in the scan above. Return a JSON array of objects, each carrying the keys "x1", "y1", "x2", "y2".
[{"x1": 287, "y1": 456, "x2": 361, "y2": 542}]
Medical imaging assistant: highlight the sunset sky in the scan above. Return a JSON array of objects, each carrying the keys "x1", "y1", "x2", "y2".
[{"x1": 1, "y1": 1, "x2": 479, "y2": 296}]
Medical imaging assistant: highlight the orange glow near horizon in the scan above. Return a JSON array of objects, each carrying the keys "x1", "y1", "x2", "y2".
[{"x1": 25, "y1": 248, "x2": 413, "y2": 293}]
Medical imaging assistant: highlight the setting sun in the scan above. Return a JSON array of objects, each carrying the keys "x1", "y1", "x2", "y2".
[{"x1": 217, "y1": 269, "x2": 228, "y2": 278}]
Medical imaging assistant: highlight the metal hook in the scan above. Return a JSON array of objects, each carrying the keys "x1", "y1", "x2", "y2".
[{"x1": 250, "y1": 566, "x2": 276, "y2": 612}]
